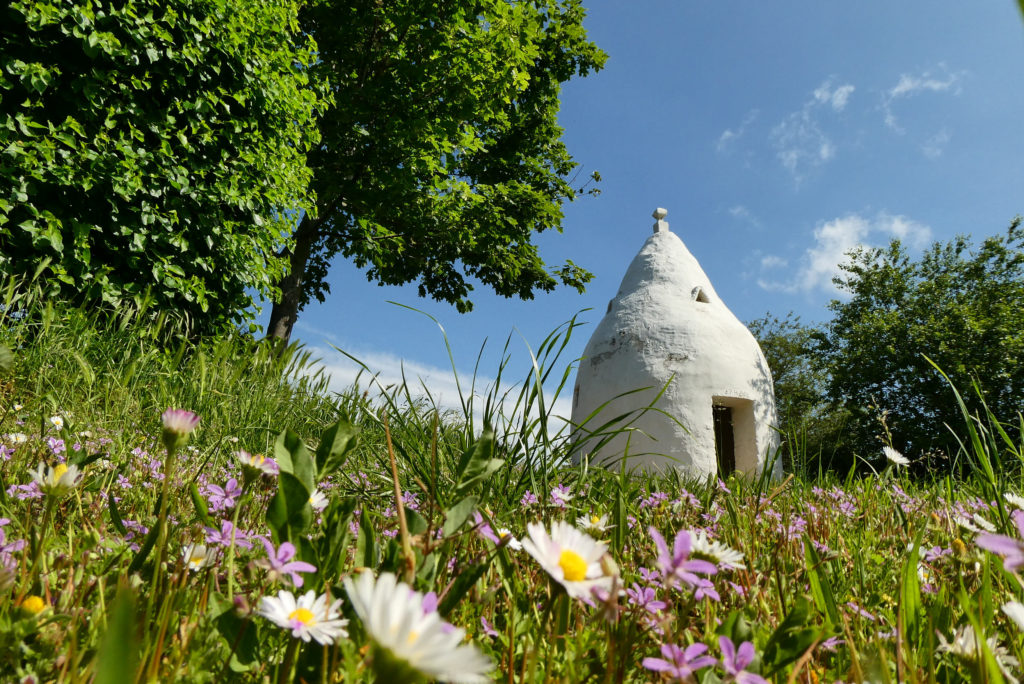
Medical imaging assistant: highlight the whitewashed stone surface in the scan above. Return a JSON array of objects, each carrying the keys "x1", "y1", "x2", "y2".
[{"x1": 570, "y1": 214, "x2": 781, "y2": 479}]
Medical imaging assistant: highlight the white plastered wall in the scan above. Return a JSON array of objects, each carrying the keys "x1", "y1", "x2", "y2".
[{"x1": 570, "y1": 214, "x2": 781, "y2": 480}]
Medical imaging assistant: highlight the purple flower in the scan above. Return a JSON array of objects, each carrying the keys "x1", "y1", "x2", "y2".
[
  {"x1": 550, "y1": 485, "x2": 572, "y2": 507},
  {"x1": 472, "y1": 511, "x2": 500, "y2": 545},
  {"x1": 693, "y1": 577, "x2": 720, "y2": 602},
  {"x1": 46, "y1": 437, "x2": 65, "y2": 455},
  {"x1": 204, "y1": 478, "x2": 242, "y2": 512},
  {"x1": 520, "y1": 491, "x2": 538, "y2": 506},
  {"x1": 719, "y1": 637, "x2": 767, "y2": 684},
  {"x1": 480, "y1": 616, "x2": 499, "y2": 638},
  {"x1": 204, "y1": 520, "x2": 252, "y2": 549},
  {"x1": 649, "y1": 527, "x2": 717, "y2": 590},
  {"x1": 638, "y1": 566, "x2": 660, "y2": 583},
  {"x1": 976, "y1": 509, "x2": 1024, "y2": 571},
  {"x1": 6, "y1": 481, "x2": 42, "y2": 500},
  {"x1": 642, "y1": 643, "x2": 716, "y2": 683},
  {"x1": 626, "y1": 583, "x2": 666, "y2": 614},
  {"x1": 258, "y1": 538, "x2": 317, "y2": 587}
]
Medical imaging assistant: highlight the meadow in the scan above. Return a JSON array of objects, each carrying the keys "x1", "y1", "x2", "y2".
[{"x1": 1, "y1": 289, "x2": 1023, "y2": 683}]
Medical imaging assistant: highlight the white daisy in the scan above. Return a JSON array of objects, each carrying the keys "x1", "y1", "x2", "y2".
[
  {"x1": 1005, "y1": 492, "x2": 1024, "y2": 510},
  {"x1": 343, "y1": 571, "x2": 493, "y2": 683},
  {"x1": 49, "y1": 415, "x2": 64, "y2": 431},
  {"x1": 258, "y1": 589, "x2": 348, "y2": 645},
  {"x1": 955, "y1": 513, "x2": 997, "y2": 534},
  {"x1": 1003, "y1": 602, "x2": 1024, "y2": 632},
  {"x1": 690, "y1": 530, "x2": 745, "y2": 570},
  {"x1": 31, "y1": 462, "x2": 81, "y2": 497},
  {"x1": 496, "y1": 528, "x2": 523, "y2": 551},
  {"x1": 576, "y1": 513, "x2": 611, "y2": 534},
  {"x1": 937, "y1": 624, "x2": 1018, "y2": 681},
  {"x1": 235, "y1": 450, "x2": 278, "y2": 476},
  {"x1": 181, "y1": 543, "x2": 217, "y2": 572},
  {"x1": 6, "y1": 433, "x2": 28, "y2": 444},
  {"x1": 12, "y1": 404, "x2": 23, "y2": 412},
  {"x1": 521, "y1": 520, "x2": 614, "y2": 600},
  {"x1": 309, "y1": 488, "x2": 328, "y2": 511},
  {"x1": 882, "y1": 446, "x2": 909, "y2": 467}
]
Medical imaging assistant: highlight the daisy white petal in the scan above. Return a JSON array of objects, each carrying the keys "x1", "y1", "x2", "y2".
[
  {"x1": 882, "y1": 446, "x2": 910, "y2": 467},
  {"x1": 258, "y1": 589, "x2": 348, "y2": 645},
  {"x1": 343, "y1": 571, "x2": 492, "y2": 683},
  {"x1": 521, "y1": 520, "x2": 614, "y2": 600}
]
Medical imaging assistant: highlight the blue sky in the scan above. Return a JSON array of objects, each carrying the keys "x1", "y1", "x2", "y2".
[{"x1": 266, "y1": 2, "x2": 1024, "y2": 411}]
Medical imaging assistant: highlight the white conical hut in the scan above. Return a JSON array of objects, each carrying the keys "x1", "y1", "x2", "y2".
[{"x1": 570, "y1": 209, "x2": 781, "y2": 479}]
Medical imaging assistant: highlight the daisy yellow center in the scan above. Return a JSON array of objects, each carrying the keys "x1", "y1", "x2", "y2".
[
  {"x1": 590, "y1": 515, "x2": 601, "y2": 525},
  {"x1": 288, "y1": 608, "x2": 314, "y2": 625},
  {"x1": 53, "y1": 463, "x2": 68, "y2": 480},
  {"x1": 558, "y1": 549, "x2": 588, "y2": 582},
  {"x1": 189, "y1": 553, "x2": 205, "y2": 565}
]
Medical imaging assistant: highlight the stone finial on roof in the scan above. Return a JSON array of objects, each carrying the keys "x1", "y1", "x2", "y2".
[{"x1": 652, "y1": 207, "x2": 669, "y2": 234}]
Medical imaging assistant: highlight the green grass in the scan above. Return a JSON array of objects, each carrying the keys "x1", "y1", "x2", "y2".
[{"x1": 1, "y1": 290, "x2": 1024, "y2": 682}]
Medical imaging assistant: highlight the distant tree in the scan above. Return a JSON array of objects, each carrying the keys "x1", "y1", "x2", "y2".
[
  {"x1": 812, "y1": 218, "x2": 1024, "y2": 468},
  {"x1": 748, "y1": 312, "x2": 853, "y2": 474},
  {"x1": 266, "y1": 0, "x2": 607, "y2": 342},
  {"x1": 0, "y1": 0, "x2": 322, "y2": 334}
]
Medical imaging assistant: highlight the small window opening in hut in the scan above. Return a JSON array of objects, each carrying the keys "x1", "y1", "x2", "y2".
[
  {"x1": 712, "y1": 397, "x2": 756, "y2": 475},
  {"x1": 692, "y1": 286, "x2": 710, "y2": 303}
]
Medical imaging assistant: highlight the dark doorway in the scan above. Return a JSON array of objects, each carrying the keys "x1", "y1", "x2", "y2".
[{"x1": 713, "y1": 405, "x2": 735, "y2": 476}]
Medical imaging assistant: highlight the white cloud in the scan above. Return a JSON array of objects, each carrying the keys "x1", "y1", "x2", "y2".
[
  {"x1": 716, "y1": 109, "x2": 759, "y2": 152},
  {"x1": 882, "y1": 65, "x2": 965, "y2": 132},
  {"x1": 770, "y1": 108, "x2": 834, "y2": 183},
  {"x1": 728, "y1": 204, "x2": 762, "y2": 229},
  {"x1": 760, "y1": 255, "x2": 788, "y2": 269},
  {"x1": 757, "y1": 213, "x2": 932, "y2": 294},
  {"x1": 299, "y1": 344, "x2": 574, "y2": 433},
  {"x1": 813, "y1": 79, "x2": 855, "y2": 112},
  {"x1": 770, "y1": 77, "x2": 853, "y2": 184},
  {"x1": 921, "y1": 128, "x2": 951, "y2": 159}
]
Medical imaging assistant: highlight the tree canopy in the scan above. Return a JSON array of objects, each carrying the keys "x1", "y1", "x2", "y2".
[
  {"x1": 266, "y1": 0, "x2": 607, "y2": 341},
  {"x1": 0, "y1": 0, "x2": 322, "y2": 333},
  {"x1": 813, "y1": 218, "x2": 1024, "y2": 468}
]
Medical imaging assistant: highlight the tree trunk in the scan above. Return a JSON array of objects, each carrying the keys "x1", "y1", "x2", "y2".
[{"x1": 266, "y1": 213, "x2": 320, "y2": 343}]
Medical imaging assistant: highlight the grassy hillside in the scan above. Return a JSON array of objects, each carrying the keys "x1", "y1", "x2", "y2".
[{"x1": 1, "y1": 291, "x2": 1023, "y2": 682}]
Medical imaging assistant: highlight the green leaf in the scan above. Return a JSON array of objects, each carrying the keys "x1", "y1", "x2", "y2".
[
  {"x1": 210, "y1": 594, "x2": 259, "y2": 672},
  {"x1": 188, "y1": 482, "x2": 211, "y2": 526},
  {"x1": 438, "y1": 561, "x2": 488, "y2": 616},
  {"x1": 899, "y1": 529, "x2": 925, "y2": 649},
  {"x1": 0, "y1": 344, "x2": 13, "y2": 375},
  {"x1": 355, "y1": 507, "x2": 378, "y2": 569},
  {"x1": 273, "y1": 429, "x2": 316, "y2": 493},
  {"x1": 316, "y1": 496, "x2": 358, "y2": 579},
  {"x1": 94, "y1": 581, "x2": 139, "y2": 684},
  {"x1": 803, "y1": 534, "x2": 840, "y2": 627},
  {"x1": 316, "y1": 416, "x2": 359, "y2": 479},
  {"x1": 265, "y1": 471, "x2": 312, "y2": 543},
  {"x1": 442, "y1": 495, "x2": 478, "y2": 537},
  {"x1": 405, "y1": 508, "x2": 428, "y2": 536},
  {"x1": 762, "y1": 596, "x2": 821, "y2": 675},
  {"x1": 107, "y1": 492, "x2": 127, "y2": 535},
  {"x1": 453, "y1": 428, "x2": 503, "y2": 498},
  {"x1": 127, "y1": 520, "x2": 160, "y2": 575}
]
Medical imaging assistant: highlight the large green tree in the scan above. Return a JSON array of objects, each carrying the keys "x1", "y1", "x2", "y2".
[
  {"x1": 0, "y1": 0, "x2": 322, "y2": 333},
  {"x1": 266, "y1": 0, "x2": 606, "y2": 342},
  {"x1": 813, "y1": 218, "x2": 1024, "y2": 466}
]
